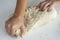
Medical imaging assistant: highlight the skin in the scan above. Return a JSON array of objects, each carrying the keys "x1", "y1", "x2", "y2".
[
  {"x1": 5, "y1": 0, "x2": 60, "y2": 37},
  {"x1": 5, "y1": 0, "x2": 28, "y2": 37},
  {"x1": 37, "y1": 0, "x2": 60, "y2": 11}
]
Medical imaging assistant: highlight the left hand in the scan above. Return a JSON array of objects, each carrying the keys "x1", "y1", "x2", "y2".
[{"x1": 37, "y1": 0, "x2": 55, "y2": 11}]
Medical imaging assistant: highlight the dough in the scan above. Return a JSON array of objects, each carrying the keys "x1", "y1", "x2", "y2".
[
  {"x1": 16, "y1": 6, "x2": 57, "y2": 37},
  {"x1": 24, "y1": 6, "x2": 57, "y2": 32}
]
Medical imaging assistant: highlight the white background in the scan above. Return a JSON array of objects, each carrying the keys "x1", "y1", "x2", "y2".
[{"x1": 0, "y1": 0, "x2": 60, "y2": 40}]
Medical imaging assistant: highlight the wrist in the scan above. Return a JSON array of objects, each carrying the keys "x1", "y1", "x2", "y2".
[
  {"x1": 13, "y1": 13, "x2": 24, "y2": 19},
  {"x1": 14, "y1": 12, "x2": 24, "y2": 16}
]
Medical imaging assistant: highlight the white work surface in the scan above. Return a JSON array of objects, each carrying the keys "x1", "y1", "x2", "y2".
[{"x1": 0, "y1": 0, "x2": 60, "y2": 40}]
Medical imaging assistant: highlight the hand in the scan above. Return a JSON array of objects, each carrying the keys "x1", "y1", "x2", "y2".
[
  {"x1": 37, "y1": 0, "x2": 55, "y2": 11},
  {"x1": 5, "y1": 15, "x2": 26, "y2": 37}
]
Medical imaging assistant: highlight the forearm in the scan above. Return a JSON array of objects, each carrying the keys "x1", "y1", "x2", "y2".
[{"x1": 14, "y1": 0, "x2": 28, "y2": 17}]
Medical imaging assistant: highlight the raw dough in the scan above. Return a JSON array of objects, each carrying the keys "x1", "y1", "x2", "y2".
[
  {"x1": 16, "y1": 6, "x2": 57, "y2": 37},
  {"x1": 24, "y1": 6, "x2": 57, "y2": 32}
]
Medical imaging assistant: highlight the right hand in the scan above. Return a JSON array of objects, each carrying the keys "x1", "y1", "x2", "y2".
[
  {"x1": 37, "y1": 0, "x2": 55, "y2": 11},
  {"x1": 5, "y1": 15, "x2": 26, "y2": 37}
]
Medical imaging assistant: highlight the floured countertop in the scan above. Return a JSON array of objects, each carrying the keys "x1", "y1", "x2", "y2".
[{"x1": 0, "y1": 0, "x2": 60, "y2": 40}]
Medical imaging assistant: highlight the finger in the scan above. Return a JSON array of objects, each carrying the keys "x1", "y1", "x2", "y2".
[
  {"x1": 42, "y1": 0, "x2": 55, "y2": 11},
  {"x1": 47, "y1": 0, "x2": 54, "y2": 7},
  {"x1": 38, "y1": 0, "x2": 50, "y2": 10},
  {"x1": 11, "y1": 25, "x2": 17, "y2": 36},
  {"x1": 41, "y1": 0, "x2": 52, "y2": 11},
  {"x1": 47, "y1": 1, "x2": 54, "y2": 11},
  {"x1": 39, "y1": 1, "x2": 47, "y2": 11},
  {"x1": 38, "y1": 0, "x2": 51, "y2": 9},
  {"x1": 5, "y1": 22, "x2": 11, "y2": 35},
  {"x1": 37, "y1": 1, "x2": 46, "y2": 8},
  {"x1": 47, "y1": 4, "x2": 53, "y2": 11},
  {"x1": 20, "y1": 25, "x2": 26, "y2": 37},
  {"x1": 7, "y1": 24, "x2": 11, "y2": 35}
]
